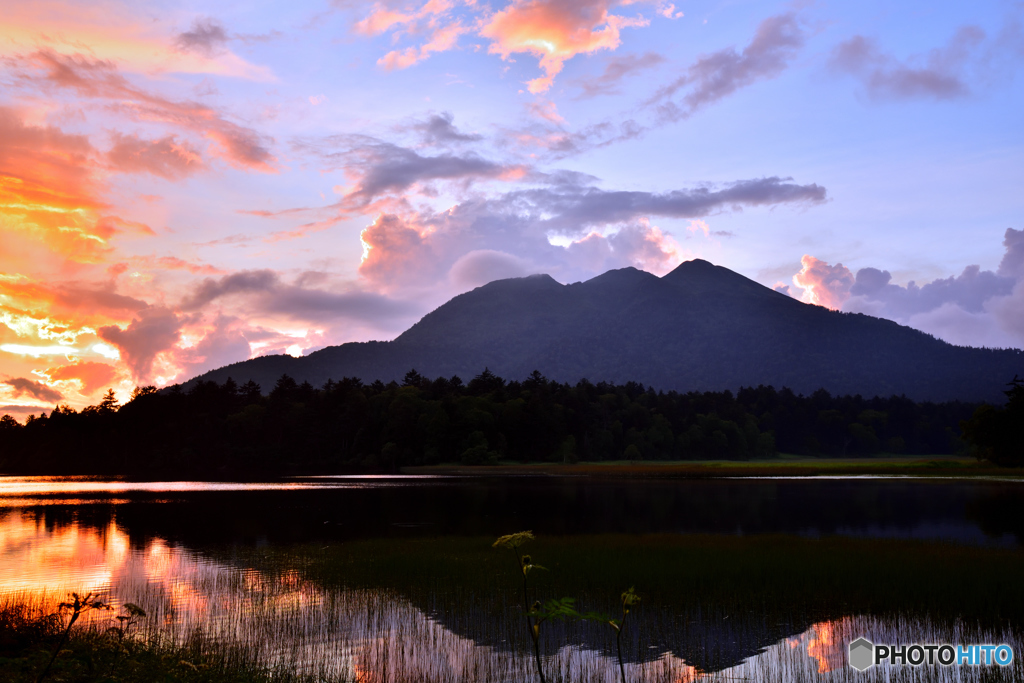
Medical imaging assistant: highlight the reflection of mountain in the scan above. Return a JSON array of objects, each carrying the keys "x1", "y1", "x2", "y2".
[{"x1": 185, "y1": 260, "x2": 1024, "y2": 402}]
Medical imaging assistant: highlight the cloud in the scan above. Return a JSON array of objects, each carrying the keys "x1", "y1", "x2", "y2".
[
  {"x1": 448, "y1": 250, "x2": 533, "y2": 288},
  {"x1": 0, "y1": 106, "x2": 111, "y2": 259},
  {"x1": 1, "y1": 377, "x2": 63, "y2": 403},
  {"x1": 175, "y1": 17, "x2": 230, "y2": 57},
  {"x1": 106, "y1": 133, "x2": 205, "y2": 179},
  {"x1": 358, "y1": 175, "x2": 824, "y2": 291},
  {"x1": 830, "y1": 26, "x2": 990, "y2": 101},
  {"x1": 98, "y1": 307, "x2": 183, "y2": 381},
  {"x1": 650, "y1": 13, "x2": 804, "y2": 120},
  {"x1": 174, "y1": 315, "x2": 252, "y2": 380},
  {"x1": 791, "y1": 255, "x2": 854, "y2": 310},
  {"x1": 574, "y1": 51, "x2": 666, "y2": 98},
  {"x1": 378, "y1": 21, "x2": 470, "y2": 70},
  {"x1": 26, "y1": 50, "x2": 277, "y2": 172},
  {"x1": 47, "y1": 361, "x2": 119, "y2": 394},
  {"x1": 298, "y1": 135, "x2": 520, "y2": 205},
  {"x1": 180, "y1": 270, "x2": 417, "y2": 323},
  {"x1": 481, "y1": 0, "x2": 649, "y2": 93},
  {"x1": 793, "y1": 230, "x2": 1024, "y2": 349},
  {"x1": 413, "y1": 112, "x2": 484, "y2": 146}
]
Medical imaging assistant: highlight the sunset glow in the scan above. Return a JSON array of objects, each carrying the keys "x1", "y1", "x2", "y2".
[{"x1": 1, "y1": 0, "x2": 1021, "y2": 416}]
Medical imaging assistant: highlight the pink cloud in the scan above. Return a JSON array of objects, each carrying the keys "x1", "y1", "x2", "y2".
[
  {"x1": 26, "y1": 50, "x2": 277, "y2": 173},
  {"x1": 481, "y1": 0, "x2": 649, "y2": 93},
  {"x1": 106, "y1": 132, "x2": 205, "y2": 179},
  {"x1": 792, "y1": 255, "x2": 854, "y2": 310},
  {"x1": 98, "y1": 306, "x2": 183, "y2": 381}
]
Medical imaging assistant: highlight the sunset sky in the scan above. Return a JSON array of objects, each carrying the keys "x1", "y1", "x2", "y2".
[{"x1": 1, "y1": 0, "x2": 1022, "y2": 416}]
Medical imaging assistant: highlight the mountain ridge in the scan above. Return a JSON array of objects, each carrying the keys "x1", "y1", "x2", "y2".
[{"x1": 182, "y1": 260, "x2": 1022, "y2": 402}]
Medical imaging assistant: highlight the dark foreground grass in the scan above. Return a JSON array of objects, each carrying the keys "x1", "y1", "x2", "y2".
[{"x1": 0, "y1": 597, "x2": 318, "y2": 683}]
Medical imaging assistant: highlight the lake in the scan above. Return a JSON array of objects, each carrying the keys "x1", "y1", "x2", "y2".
[{"x1": 2, "y1": 474, "x2": 1022, "y2": 681}]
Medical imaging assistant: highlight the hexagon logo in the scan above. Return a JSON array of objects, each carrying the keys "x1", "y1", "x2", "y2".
[{"x1": 849, "y1": 637, "x2": 875, "y2": 671}]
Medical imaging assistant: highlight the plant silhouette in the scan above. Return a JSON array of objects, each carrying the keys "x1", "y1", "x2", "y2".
[{"x1": 36, "y1": 592, "x2": 110, "y2": 683}]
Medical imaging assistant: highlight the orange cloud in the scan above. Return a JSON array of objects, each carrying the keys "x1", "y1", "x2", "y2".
[
  {"x1": 792, "y1": 255, "x2": 854, "y2": 310},
  {"x1": 481, "y1": 0, "x2": 649, "y2": 93},
  {"x1": 46, "y1": 361, "x2": 119, "y2": 394},
  {"x1": 0, "y1": 107, "x2": 115, "y2": 261},
  {"x1": 0, "y1": 1, "x2": 274, "y2": 81}
]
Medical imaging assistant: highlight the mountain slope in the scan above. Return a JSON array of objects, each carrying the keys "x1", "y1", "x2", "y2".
[{"x1": 184, "y1": 260, "x2": 1022, "y2": 402}]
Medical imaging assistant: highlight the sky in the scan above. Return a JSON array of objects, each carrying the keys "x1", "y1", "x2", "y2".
[{"x1": 1, "y1": 0, "x2": 1023, "y2": 416}]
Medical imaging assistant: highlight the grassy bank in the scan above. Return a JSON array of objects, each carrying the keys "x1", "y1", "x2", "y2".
[
  {"x1": 0, "y1": 596, "x2": 316, "y2": 683},
  {"x1": 402, "y1": 454, "x2": 1019, "y2": 478}
]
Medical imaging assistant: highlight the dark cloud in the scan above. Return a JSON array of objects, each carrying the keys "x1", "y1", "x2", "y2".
[
  {"x1": 849, "y1": 263, "x2": 1014, "y2": 317},
  {"x1": 414, "y1": 112, "x2": 484, "y2": 146},
  {"x1": 650, "y1": 13, "x2": 804, "y2": 120},
  {"x1": 575, "y1": 52, "x2": 666, "y2": 99},
  {"x1": 828, "y1": 27, "x2": 986, "y2": 101},
  {"x1": 511, "y1": 176, "x2": 827, "y2": 232},
  {"x1": 107, "y1": 133, "x2": 204, "y2": 179},
  {"x1": 99, "y1": 307, "x2": 183, "y2": 381},
  {"x1": 295, "y1": 135, "x2": 515, "y2": 204},
  {"x1": 1, "y1": 377, "x2": 63, "y2": 403},
  {"x1": 175, "y1": 18, "x2": 230, "y2": 57},
  {"x1": 180, "y1": 270, "x2": 417, "y2": 323}
]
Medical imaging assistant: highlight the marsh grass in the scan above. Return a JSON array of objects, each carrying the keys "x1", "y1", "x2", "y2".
[{"x1": 5, "y1": 531, "x2": 1024, "y2": 682}]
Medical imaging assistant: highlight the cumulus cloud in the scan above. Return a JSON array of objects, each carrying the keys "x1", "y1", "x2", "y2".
[
  {"x1": 791, "y1": 255, "x2": 854, "y2": 310},
  {"x1": 482, "y1": 0, "x2": 648, "y2": 93},
  {"x1": 175, "y1": 17, "x2": 230, "y2": 57},
  {"x1": 792, "y1": 229, "x2": 1024, "y2": 349},
  {"x1": 575, "y1": 52, "x2": 666, "y2": 98},
  {"x1": 650, "y1": 13, "x2": 804, "y2": 120},
  {"x1": 107, "y1": 133, "x2": 204, "y2": 179},
  {"x1": 98, "y1": 307, "x2": 183, "y2": 381},
  {"x1": 1, "y1": 377, "x2": 63, "y2": 403}
]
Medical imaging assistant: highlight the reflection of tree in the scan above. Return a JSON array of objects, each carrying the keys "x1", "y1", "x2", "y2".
[{"x1": 0, "y1": 368, "x2": 985, "y2": 475}]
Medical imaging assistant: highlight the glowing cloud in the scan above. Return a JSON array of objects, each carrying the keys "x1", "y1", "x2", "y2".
[
  {"x1": 792, "y1": 255, "x2": 854, "y2": 309},
  {"x1": 481, "y1": 0, "x2": 649, "y2": 93}
]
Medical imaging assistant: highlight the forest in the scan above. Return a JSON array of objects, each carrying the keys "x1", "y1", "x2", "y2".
[{"x1": 1, "y1": 369, "x2": 1007, "y2": 476}]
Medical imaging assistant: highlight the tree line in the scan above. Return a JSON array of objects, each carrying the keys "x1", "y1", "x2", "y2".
[{"x1": 0, "y1": 368, "x2": 1008, "y2": 475}]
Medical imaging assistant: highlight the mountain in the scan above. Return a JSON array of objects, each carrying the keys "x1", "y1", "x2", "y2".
[{"x1": 183, "y1": 260, "x2": 1022, "y2": 402}]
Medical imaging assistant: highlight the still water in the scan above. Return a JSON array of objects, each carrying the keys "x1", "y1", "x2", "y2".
[{"x1": 1, "y1": 475, "x2": 1022, "y2": 681}]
